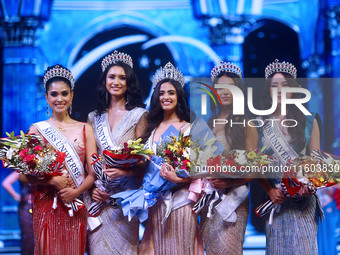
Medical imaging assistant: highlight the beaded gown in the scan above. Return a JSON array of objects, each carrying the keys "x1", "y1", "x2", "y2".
[
  {"x1": 258, "y1": 114, "x2": 322, "y2": 255},
  {"x1": 139, "y1": 125, "x2": 204, "y2": 255},
  {"x1": 200, "y1": 135, "x2": 249, "y2": 255},
  {"x1": 87, "y1": 108, "x2": 148, "y2": 255},
  {"x1": 32, "y1": 124, "x2": 88, "y2": 255}
]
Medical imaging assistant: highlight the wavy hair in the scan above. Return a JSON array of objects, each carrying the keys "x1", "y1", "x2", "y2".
[
  {"x1": 95, "y1": 62, "x2": 145, "y2": 115},
  {"x1": 142, "y1": 78, "x2": 190, "y2": 141}
]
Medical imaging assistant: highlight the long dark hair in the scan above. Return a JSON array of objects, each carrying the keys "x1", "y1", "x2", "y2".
[
  {"x1": 142, "y1": 78, "x2": 190, "y2": 141},
  {"x1": 44, "y1": 65, "x2": 72, "y2": 93},
  {"x1": 208, "y1": 71, "x2": 247, "y2": 150},
  {"x1": 95, "y1": 62, "x2": 145, "y2": 115},
  {"x1": 262, "y1": 72, "x2": 306, "y2": 152}
]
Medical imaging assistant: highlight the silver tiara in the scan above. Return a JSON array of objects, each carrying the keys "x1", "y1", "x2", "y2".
[
  {"x1": 152, "y1": 62, "x2": 185, "y2": 89},
  {"x1": 211, "y1": 61, "x2": 242, "y2": 80},
  {"x1": 265, "y1": 59, "x2": 297, "y2": 79},
  {"x1": 43, "y1": 65, "x2": 75, "y2": 90},
  {"x1": 101, "y1": 50, "x2": 133, "y2": 72}
]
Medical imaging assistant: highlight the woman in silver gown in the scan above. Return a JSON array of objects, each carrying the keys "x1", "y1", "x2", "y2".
[
  {"x1": 87, "y1": 50, "x2": 148, "y2": 255},
  {"x1": 200, "y1": 62, "x2": 258, "y2": 255}
]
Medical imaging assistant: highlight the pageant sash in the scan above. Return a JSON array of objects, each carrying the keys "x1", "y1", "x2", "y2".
[
  {"x1": 215, "y1": 184, "x2": 249, "y2": 222},
  {"x1": 34, "y1": 121, "x2": 102, "y2": 230},
  {"x1": 260, "y1": 117, "x2": 299, "y2": 165},
  {"x1": 34, "y1": 121, "x2": 85, "y2": 186},
  {"x1": 258, "y1": 118, "x2": 299, "y2": 224},
  {"x1": 93, "y1": 113, "x2": 116, "y2": 152}
]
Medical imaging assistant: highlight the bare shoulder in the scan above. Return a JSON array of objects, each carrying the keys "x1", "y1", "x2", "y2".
[
  {"x1": 83, "y1": 122, "x2": 94, "y2": 134},
  {"x1": 28, "y1": 125, "x2": 39, "y2": 134}
]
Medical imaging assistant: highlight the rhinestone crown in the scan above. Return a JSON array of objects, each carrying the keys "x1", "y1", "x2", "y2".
[
  {"x1": 265, "y1": 59, "x2": 297, "y2": 79},
  {"x1": 101, "y1": 50, "x2": 133, "y2": 72},
  {"x1": 152, "y1": 62, "x2": 185, "y2": 88},
  {"x1": 43, "y1": 65, "x2": 75, "y2": 90},
  {"x1": 211, "y1": 61, "x2": 242, "y2": 80}
]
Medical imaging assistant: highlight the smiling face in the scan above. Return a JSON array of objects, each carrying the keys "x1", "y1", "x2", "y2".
[
  {"x1": 270, "y1": 72, "x2": 292, "y2": 105},
  {"x1": 215, "y1": 75, "x2": 235, "y2": 107},
  {"x1": 106, "y1": 65, "x2": 127, "y2": 99},
  {"x1": 159, "y1": 82, "x2": 178, "y2": 112},
  {"x1": 45, "y1": 81, "x2": 73, "y2": 114}
]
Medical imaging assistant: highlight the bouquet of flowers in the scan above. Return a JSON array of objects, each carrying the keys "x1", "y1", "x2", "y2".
[
  {"x1": 102, "y1": 138, "x2": 154, "y2": 170},
  {"x1": 87, "y1": 139, "x2": 153, "y2": 217},
  {"x1": 286, "y1": 150, "x2": 340, "y2": 191},
  {"x1": 0, "y1": 131, "x2": 66, "y2": 177},
  {"x1": 111, "y1": 125, "x2": 192, "y2": 222},
  {"x1": 255, "y1": 149, "x2": 340, "y2": 223},
  {"x1": 192, "y1": 147, "x2": 271, "y2": 179},
  {"x1": 192, "y1": 147, "x2": 270, "y2": 216},
  {"x1": 0, "y1": 131, "x2": 84, "y2": 217},
  {"x1": 157, "y1": 132, "x2": 196, "y2": 178}
]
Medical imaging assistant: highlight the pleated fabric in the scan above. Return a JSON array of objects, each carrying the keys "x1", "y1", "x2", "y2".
[
  {"x1": 33, "y1": 189, "x2": 87, "y2": 255},
  {"x1": 88, "y1": 203, "x2": 139, "y2": 255},
  {"x1": 140, "y1": 197, "x2": 204, "y2": 255},
  {"x1": 200, "y1": 197, "x2": 249, "y2": 255},
  {"x1": 265, "y1": 195, "x2": 320, "y2": 255}
]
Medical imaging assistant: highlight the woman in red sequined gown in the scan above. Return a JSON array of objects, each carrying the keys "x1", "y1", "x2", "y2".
[{"x1": 19, "y1": 65, "x2": 97, "y2": 255}]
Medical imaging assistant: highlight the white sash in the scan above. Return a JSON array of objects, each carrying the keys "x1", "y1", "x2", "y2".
[
  {"x1": 34, "y1": 121, "x2": 102, "y2": 231},
  {"x1": 34, "y1": 121, "x2": 85, "y2": 186},
  {"x1": 260, "y1": 117, "x2": 299, "y2": 165},
  {"x1": 93, "y1": 113, "x2": 115, "y2": 152}
]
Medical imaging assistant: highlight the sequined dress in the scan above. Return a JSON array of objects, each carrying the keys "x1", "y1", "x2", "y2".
[
  {"x1": 200, "y1": 135, "x2": 249, "y2": 255},
  {"x1": 258, "y1": 114, "x2": 322, "y2": 255},
  {"x1": 139, "y1": 126, "x2": 204, "y2": 255},
  {"x1": 87, "y1": 108, "x2": 148, "y2": 255},
  {"x1": 32, "y1": 124, "x2": 88, "y2": 255}
]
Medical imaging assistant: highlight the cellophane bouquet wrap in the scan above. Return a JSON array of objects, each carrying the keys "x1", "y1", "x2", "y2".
[
  {"x1": 0, "y1": 131, "x2": 66, "y2": 177},
  {"x1": 255, "y1": 149, "x2": 340, "y2": 222},
  {"x1": 102, "y1": 138, "x2": 154, "y2": 170},
  {"x1": 0, "y1": 131, "x2": 85, "y2": 217},
  {"x1": 202, "y1": 147, "x2": 271, "y2": 179},
  {"x1": 111, "y1": 125, "x2": 194, "y2": 222},
  {"x1": 192, "y1": 147, "x2": 271, "y2": 216},
  {"x1": 88, "y1": 153, "x2": 121, "y2": 217},
  {"x1": 88, "y1": 139, "x2": 154, "y2": 217}
]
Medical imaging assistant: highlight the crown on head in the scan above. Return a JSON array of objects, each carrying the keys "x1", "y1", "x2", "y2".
[
  {"x1": 152, "y1": 62, "x2": 185, "y2": 88},
  {"x1": 101, "y1": 50, "x2": 133, "y2": 72},
  {"x1": 43, "y1": 65, "x2": 75, "y2": 90},
  {"x1": 211, "y1": 61, "x2": 242, "y2": 80},
  {"x1": 265, "y1": 59, "x2": 297, "y2": 79}
]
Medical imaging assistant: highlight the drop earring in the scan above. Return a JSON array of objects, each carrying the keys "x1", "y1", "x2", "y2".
[
  {"x1": 69, "y1": 103, "x2": 72, "y2": 115},
  {"x1": 47, "y1": 104, "x2": 50, "y2": 115}
]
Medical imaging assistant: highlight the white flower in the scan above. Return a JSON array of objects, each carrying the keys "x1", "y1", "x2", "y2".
[
  {"x1": 183, "y1": 147, "x2": 190, "y2": 159},
  {"x1": 6, "y1": 147, "x2": 17, "y2": 160},
  {"x1": 197, "y1": 151, "x2": 211, "y2": 166},
  {"x1": 235, "y1": 150, "x2": 247, "y2": 164}
]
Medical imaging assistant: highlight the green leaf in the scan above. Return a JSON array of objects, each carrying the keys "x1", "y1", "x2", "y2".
[{"x1": 2, "y1": 142, "x2": 15, "y2": 146}]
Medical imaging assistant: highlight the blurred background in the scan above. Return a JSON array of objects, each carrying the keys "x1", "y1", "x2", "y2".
[{"x1": 1, "y1": 0, "x2": 340, "y2": 254}]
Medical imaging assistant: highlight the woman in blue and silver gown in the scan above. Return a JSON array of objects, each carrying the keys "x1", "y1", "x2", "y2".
[{"x1": 258, "y1": 59, "x2": 322, "y2": 255}]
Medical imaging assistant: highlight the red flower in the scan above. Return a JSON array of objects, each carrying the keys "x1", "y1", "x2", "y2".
[
  {"x1": 20, "y1": 148, "x2": 29, "y2": 158},
  {"x1": 34, "y1": 145, "x2": 43, "y2": 152},
  {"x1": 165, "y1": 149, "x2": 171, "y2": 155},
  {"x1": 23, "y1": 154, "x2": 35, "y2": 163},
  {"x1": 226, "y1": 159, "x2": 235, "y2": 166}
]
